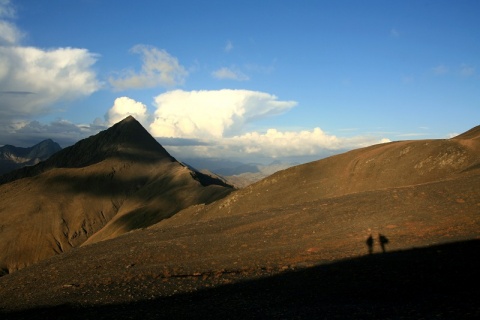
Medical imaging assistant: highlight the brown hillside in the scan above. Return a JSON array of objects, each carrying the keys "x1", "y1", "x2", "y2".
[
  {"x1": 0, "y1": 125, "x2": 478, "y2": 318},
  {"x1": 0, "y1": 167, "x2": 479, "y2": 318},
  {"x1": 452, "y1": 124, "x2": 480, "y2": 140},
  {"x1": 166, "y1": 134, "x2": 480, "y2": 223},
  {"x1": 0, "y1": 117, "x2": 233, "y2": 274}
]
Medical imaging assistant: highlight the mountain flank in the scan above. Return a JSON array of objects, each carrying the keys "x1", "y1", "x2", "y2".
[
  {"x1": 0, "y1": 116, "x2": 233, "y2": 274},
  {"x1": 0, "y1": 125, "x2": 478, "y2": 318},
  {"x1": 0, "y1": 139, "x2": 61, "y2": 175},
  {"x1": 165, "y1": 131, "x2": 480, "y2": 223}
]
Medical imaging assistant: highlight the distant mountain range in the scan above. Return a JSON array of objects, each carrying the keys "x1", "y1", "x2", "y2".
[
  {"x1": 0, "y1": 139, "x2": 61, "y2": 175},
  {"x1": 183, "y1": 158, "x2": 298, "y2": 188}
]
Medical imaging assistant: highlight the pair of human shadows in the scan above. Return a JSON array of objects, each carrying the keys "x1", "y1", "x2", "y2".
[{"x1": 366, "y1": 233, "x2": 389, "y2": 254}]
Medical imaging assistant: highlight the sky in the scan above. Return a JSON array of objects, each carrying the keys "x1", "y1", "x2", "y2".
[{"x1": 1, "y1": 0, "x2": 479, "y2": 163}]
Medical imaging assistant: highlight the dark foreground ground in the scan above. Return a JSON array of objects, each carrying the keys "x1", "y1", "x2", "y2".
[{"x1": 1, "y1": 239, "x2": 479, "y2": 320}]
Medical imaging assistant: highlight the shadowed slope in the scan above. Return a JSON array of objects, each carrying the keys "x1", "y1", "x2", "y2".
[
  {"x1": 0, "y1": 116, "x2": 172, "y2": 184},
  {"x1": 0, "y1": 116, "x2": 233, "y2": 274},
  {"x1": 0, "y1": 237, "x2": 478, "y2": 318}
]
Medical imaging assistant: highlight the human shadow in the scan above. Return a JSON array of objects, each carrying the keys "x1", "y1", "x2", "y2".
[
  {"x1": 378, "y1": 233, "x2": 389, "y2": 253},
  {"x1": 366, "y1": 234, "x2": 374, "y2": 254}
]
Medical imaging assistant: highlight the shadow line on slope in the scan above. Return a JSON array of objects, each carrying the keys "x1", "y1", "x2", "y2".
[{"x1": 2, "y1": 239, "x2": 479, "y2": 319}]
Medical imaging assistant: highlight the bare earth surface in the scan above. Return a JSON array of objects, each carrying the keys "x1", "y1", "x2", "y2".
[
  {"x1": 1, "y1": 174, "x2": 479, "y2": 319},
  {"x1": 0, "y1": 122, "x2": 479, "y2": 319}
]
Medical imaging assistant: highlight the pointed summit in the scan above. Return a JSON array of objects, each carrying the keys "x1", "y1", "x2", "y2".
[
  {"x1": 86, "y1": 115, "x2": 174, "y2": 161},
  {"x1": 0, "y1": 116, "x2": 175, "y2": 184}
]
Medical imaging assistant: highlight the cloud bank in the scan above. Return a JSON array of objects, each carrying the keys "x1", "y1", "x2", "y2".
[
  {"x1": 2, "y1": 118, "x2": 105, "y2": 147},
  {"x1": 150, "y1": 89, "x2": 297, "y2": 139},
  {"x1": 163, "y1": 128, "x2": 390, "y2": 161},
  {"x1": 109, "y1": 45, "x2": 188, "y2": 90},
  {"x1": 100, "y1": 91, "x2": 389, "y2": 161}
]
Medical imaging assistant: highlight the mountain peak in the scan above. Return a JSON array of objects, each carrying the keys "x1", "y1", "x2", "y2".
[
  {"x1": 122, "y1": 115, "x2": 136, "y2": 121},
  {"x1": 60, "y1": 116, "x2": 177, "y2": 165},
  {"x1": 0, "y1": 116, "x2": 174, "y2": 184}
]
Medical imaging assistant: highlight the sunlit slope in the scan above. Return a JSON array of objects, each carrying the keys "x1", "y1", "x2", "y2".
[{"x1": 164, "y1": 127, "x2": 480, "y2": 223}]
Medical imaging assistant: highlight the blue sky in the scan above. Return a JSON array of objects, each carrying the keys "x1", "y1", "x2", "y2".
[{"x1": 1, "y1": 0, "x2": 479, "y2": 162}]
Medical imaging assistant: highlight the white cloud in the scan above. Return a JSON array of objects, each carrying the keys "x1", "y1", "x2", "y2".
[
  {"x1": 0, "y1": 0, "x2": 101, "y2": 119},
  {"x1": 0, "y1": 0, "x2": 102, "y2": 145},
  {"x1": 109, "y1": 45, "x2": 188, "y2": 90},
  {"x1": 147, "y1": 89, "x2": 390, "y2": 161},
  {"x1": 432, "y1": 64, "x2": 448, "y2": 75},
  {"x1": 212, "y1": 67, "x2": 249, "y2": 81},
  {"x1": 150, "y1": 89, "x2": 297, "y2": 139},
  {"x1": 0, "y1": 1, "x2": 23, "y2": 47},
  {"x1": 0, "y1": 0, "x2": 15, "y2": 18},
  {"x1": 460, "y1": 64, "x2": 475, "y2": 77},
  {"x1": 163, "y1": 128, "x2": 391, "y2": 161},
  {"x1": 106, "y1": 96, "x2": 149, "y2": 126},
  {"x1": 0, "y1": 20, "x2": 22, "y2": 45},
  {"x1": 224, "y1": 40, "x2": 233, "y2": 52},
  {"x1": 0, "y1": 46, "x2": 101, "y2": 119},
  {"x1": 229, "y1": 128, "x2": 389, "y2": 157},
  {"x1": 390, "y1": 28, "x2": 400, "y2": 38}
]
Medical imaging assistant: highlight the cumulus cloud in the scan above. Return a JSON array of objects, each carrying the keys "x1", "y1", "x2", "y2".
[
  {"x1": 150, "y1": 89, "x2": 297, "y2": 139},
  {"x1": 0, "y1": 20, "x2": 23, "y2": 45},
  {"x1": 0, "y1": 46, "x2": 101, "y2": 118},
  {"x1": 146, "y1": 89, "x2": 391, "y2": 161},
  {"x1": 212, "y1": 67, "x2": 249, "y2": 81},
  {"x1": 109, "y1": 45, "x2": 188, "y2": 90},
  {"x1": 162, "y1": 128, "x2": 390, "y2": 161},
  {"x1": 0, "y1": 0, "x2": 101, "y2": 134},
  {"x1": 231, "y1": 129, "x2": 390, "y2": 157},
  {"x1": 106, "y1": 96, "x2": 149, "y2": 126},
  {"x1": 224, "y1": 40, "x2": 233, "y2": 52},
  {"x1": 0, "y1": 0, "x2": 22, "y2": 45},
  {"x1": 0, "y1": 1, "x2": 102, "y2": 146}
]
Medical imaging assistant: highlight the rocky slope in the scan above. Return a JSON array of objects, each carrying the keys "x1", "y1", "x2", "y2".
[
  {"x1": 166, "y1": 125, "x2": 480, "y2": 223},
  {"x1": 0, "y1": 124, "x2": 478, "y2": 318},
  {"x1": 0, "y1": 116, "x2": 233, "y2": 274}
]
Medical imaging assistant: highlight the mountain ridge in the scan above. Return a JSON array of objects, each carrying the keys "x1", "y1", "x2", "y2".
[{"x1": 0, "y1": 116, "x2": 233, "y2": 273}]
